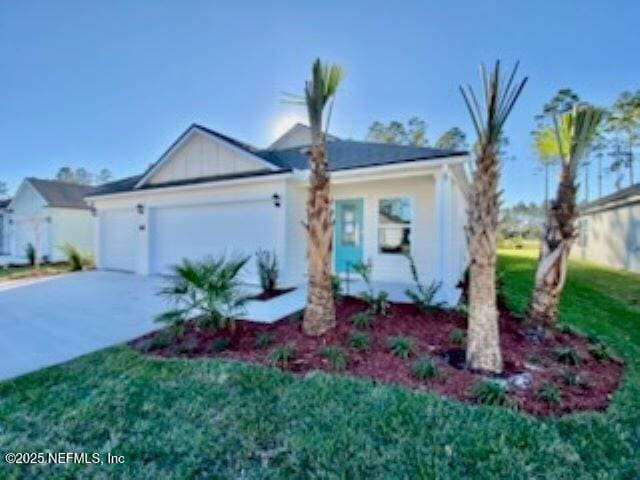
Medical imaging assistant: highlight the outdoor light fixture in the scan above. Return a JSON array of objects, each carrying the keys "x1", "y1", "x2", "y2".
[
  {"x1": 90, "y1": 206, "x2": 97, "y2": 217},
  {"x1": 136, "y1": 204, "x2": 144, "y2": 214},
  {"x1": 272, "y1": 193, "x2": 281, "y2": 208}
]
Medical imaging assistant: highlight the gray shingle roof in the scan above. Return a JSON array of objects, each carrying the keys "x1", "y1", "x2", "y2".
[
  {"x1": 0, "y1": 198, "x2": 11, "y2": 209},
  {"x1": 28, "y1": 178, "x2": 94, "y2": 209},
  {"x1": 582, "y1": 183, "x2": 640, "y2": 212},
  {"x1": 89, "y1": 175, "x2": 144, "y2": 197},
  {"x1": 255, "y1": 140, "x2": 465, "y2": 171},
  {"x1": 89, "y1": 125, "x2": 467, "y2": 197}
]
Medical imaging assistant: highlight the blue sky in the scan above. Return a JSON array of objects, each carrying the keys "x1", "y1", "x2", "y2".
[{"x1": 1, "y1": 0, "x2": 638, "y2": 205}]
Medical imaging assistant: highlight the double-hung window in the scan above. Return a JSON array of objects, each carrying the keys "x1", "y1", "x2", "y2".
[{"x1": 378, "y1": 197, "x2": 411, "y2": 254}]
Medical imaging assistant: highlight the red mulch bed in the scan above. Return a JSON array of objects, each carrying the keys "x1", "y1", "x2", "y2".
[
  {"x1": 250, "y1": 288, "x2": 295, "y2": 301},
  {"x1": 130, "y1": 298, "x2": 623, "y2": 416}
]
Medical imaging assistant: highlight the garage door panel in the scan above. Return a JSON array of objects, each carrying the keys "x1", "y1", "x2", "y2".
[
  {"x1": 149, "y1": 201, "x2": 278, "y2": 283},
  {"x1": 101, "y1": 210, "x2": 137, "y2": 272}
]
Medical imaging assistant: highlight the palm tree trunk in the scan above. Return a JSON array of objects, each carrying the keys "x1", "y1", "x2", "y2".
[
  {"x1": 302, "y1": 133, "x2": 336, "y2": 336},
  {"x1": 466, "y1": 145, "x2": 503, "y2": 373},
  {"x1": 528, "y1": 165, "x2": 577, "y2": 327}
]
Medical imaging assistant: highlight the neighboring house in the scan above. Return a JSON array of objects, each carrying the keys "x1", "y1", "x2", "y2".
[
  {"x1": 87, "y1": 123, "x2": 471, "y2": 303},
  {"x1": 0, "y1": 199, "x2": 11, "y2": 258},
  {"x1": 2, "y1": 178, "x2": 95, "y2": 264},
  {"x1": 573, "y1": 183, "x2": 640, "y2": 273}
]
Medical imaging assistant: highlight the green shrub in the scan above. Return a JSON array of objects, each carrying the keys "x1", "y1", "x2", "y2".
[
  {"x1": 149, "y1": 329, "x2": 176, "y2": 350},
  {"x1": 448, "y1": 328, "x2": 467, "y2": 345},
  {"x1": 537, "y1": 381, "x2": 561, "y2": 405},
  {"x1": 155, "y1": 255, "x2": 251, "y2": 331},
  {"x1": 267, "y1": 343, "x2": 295, "y2": 367},
  {"x1": 352, "y1": 260, "x2": 390, "y2": 315},
  {"x1": 386, "y1": 336, "x2": 416, "y2": 359},
  {"x1": 25, "y1": 243, "x2": 36, "y2": 266},
  {"x1": 331, "y1": 275, "x2": 343, "y2": 301},
  {"x1": 404, "y1": 254, "x2": 445, "y2": 311},
  {"x1": 59, "y1": 242, "x2": 93, "y2": 271},
  {"x1": 350, "y1": 311, "x2": 372, "y2": 329},
  {"x1": 210, "y1": 337, "x2": 230, "y2": 352},
  {"x1": 255, "y1": 249, "x2": 278, "y2": 293},
  {"x1": 588, "y1": 342, "x2": 621, "y2": 362},
  {"x1": 471, "y1": 380, "x2": 513, "y2": 407},
  {"x1": 254, "y1": 331, "x2": 274, "y2": 349},
  {"x1": 562, "y1": 370, "x2": 591, "y2": 389},
  {"x1": 347, "y1": 330, "x2": 370, "y2": 351},
  {"x1": 549, "y1": 346, "x2": 582, "y2": 366},
  {"x1": 320, "y1": 345, "x2": 347, "y2": 371},
  {"x1": 557, "y1": 323, "x2": 583, "y2": 336},
  {"x1": 411, "y1": 357, "x2": 440, "y2": 380}
]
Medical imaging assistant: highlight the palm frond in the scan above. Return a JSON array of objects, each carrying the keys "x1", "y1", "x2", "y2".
[
  {"x1": 552, "y1": 104, "x2": 604, "y2": 175},
  {"x1": 460, "y1": 61, "x2": 528, "y2": 149}
]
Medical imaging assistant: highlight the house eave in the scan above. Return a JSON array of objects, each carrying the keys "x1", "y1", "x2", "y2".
[{"x1": 86, "y1": 171, "x2": 293, "y2": 202}]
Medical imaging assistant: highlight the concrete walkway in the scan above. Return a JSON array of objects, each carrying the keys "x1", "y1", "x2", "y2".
[{"x1": 0, "y1": 271, "x2": 165, "y2": 381}]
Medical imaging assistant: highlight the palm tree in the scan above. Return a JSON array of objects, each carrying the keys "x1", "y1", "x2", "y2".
[
  {"x1": 296, "y1": 59, "x2": 344, "y2": 336},
  {"x1": 528, "y1": 105, "x2": 604, "y2": 329},
  {"x1": 460, "y1": 61, "x2": 527, "y2": 373}
]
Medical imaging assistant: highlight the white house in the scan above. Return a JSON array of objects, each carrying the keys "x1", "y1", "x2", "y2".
[
  {"x1": 1, "y1": 178, "x2": 95, "y2": 264},
  {"x1": 0, "y1": 199, "x2": 10, "y2": 257},
  {"x1": 573, "y1": 184, "x2": 640, "y2": 273},
  {"x1": 86, "y1": 123, "x2": 470, "y2": 303}
]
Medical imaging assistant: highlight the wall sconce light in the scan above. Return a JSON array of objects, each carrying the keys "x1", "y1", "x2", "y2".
[
  {"x1": 90, "y1": 206, "x2": 97, "y2": 217},
  {"x1": 272, "y1": 193, "x2": 281, "y2": 208},
  {"x1": 136, "y1": 204, "x2": 144, "y2": 215},
  {"x1": 46, "y1": 216, "x2": 52, "y2": 224}
]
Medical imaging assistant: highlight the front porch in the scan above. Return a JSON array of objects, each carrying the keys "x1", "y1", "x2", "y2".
[{"x1": 241, "y1": 279, "x2": 418, "y2": 324}]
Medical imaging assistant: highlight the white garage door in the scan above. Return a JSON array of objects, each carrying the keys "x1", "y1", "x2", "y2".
[
  {"x1": 149, "y1": 200, "x2": 278, "y2": 283},
  {"x1": 100, "y1": 209, "x2": 137, "y2": 272}
]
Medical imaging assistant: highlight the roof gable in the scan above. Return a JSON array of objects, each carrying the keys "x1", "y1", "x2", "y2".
[
  {"x1": 269, "y1": 123, "x2": 340, "y2": 150},
  {"x1": 136, "y1": 124, "x2": 279, "y2": 188},
  {"x1": 10, "y1": 178, "x2": 93, "y2": 210}
]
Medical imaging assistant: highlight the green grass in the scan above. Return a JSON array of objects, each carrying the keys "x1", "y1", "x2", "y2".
[
  {"x1": 1, "y1": 250, "x2": 639, "y2": 478},
  {"x1": 0, "y1": 262, "x2": 71, "y2": 281}
]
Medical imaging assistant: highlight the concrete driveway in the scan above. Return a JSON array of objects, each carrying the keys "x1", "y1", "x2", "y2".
[{"x1": 0, "y1": 271, "x2": 166, "y2": 381}]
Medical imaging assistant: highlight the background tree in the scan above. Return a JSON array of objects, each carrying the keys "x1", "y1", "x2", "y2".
[
  {"x1": 528, "y1": 104, "x2": 604, "y2": 329},
  {"x1": 460, "y1": 61, "x2": 528, "y2": 373},
  {"x1": 95, "y1": 168, "x2": 113, "y2": 184},
  {"x1": 499, "y1": 202, "x2": 545, "y2": 240},
  {"x1": 54, "y1": 166, "x2": 111, "y2": 185},
  {"x1": 435, "y1": 127, "x2": 468, "y2": 150},
  {"x1": 366, "y1": 117, "x2": 428, "y2": 146},
  {"x1": 606, "y1": 90, "x2": 640, "y2": 187},
  {"x1": 286, "y1": 59, "x2": 343, "y2": 336}
]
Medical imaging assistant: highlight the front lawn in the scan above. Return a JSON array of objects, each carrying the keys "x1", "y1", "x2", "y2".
[
  {"x1": 1, "y1": 251, "x2": 639, "y2": 478},
  {"x1": 0, "y1": 263, "x2": 71, "y2": 282}
]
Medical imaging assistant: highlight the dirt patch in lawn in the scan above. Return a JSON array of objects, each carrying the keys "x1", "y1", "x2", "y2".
[
  {"x1": 250, "y1": 288, "x2": 295, "y2": 301},
  {"x1": 130, "y1": 297, "x2": 623, "y2": 416}
]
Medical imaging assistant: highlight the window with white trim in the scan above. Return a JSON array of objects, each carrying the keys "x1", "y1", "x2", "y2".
[{"x1": 378, "y1": 197, "x2": 412, "y2": 254}]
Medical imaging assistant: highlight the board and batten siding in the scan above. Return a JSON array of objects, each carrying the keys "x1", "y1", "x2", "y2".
[
  {"x1": 147, "y1": 131, "x2": 271, "y2": 186},
  {"x1": 573, "y1": 203, "x2": 640, "y2": 273}
]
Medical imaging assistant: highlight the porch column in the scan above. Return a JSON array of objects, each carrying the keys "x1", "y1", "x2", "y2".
[{"x1": 434, "y1": 166, "x2": 454, "y2": 305}]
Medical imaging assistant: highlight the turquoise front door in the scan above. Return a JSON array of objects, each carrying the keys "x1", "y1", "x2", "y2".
[{"x1": 334, "y1": 198, "x2": 364, "y2": 273}]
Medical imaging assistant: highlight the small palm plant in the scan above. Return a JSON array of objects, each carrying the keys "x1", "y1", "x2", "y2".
[
  {"x1": 404, "y1": 254, "x2": 445, "y2": 311},
  {"x1": 352, "y1": 260, "x2": 390, "y2": 315},
  {"x1": 156, "y1": 255, "x2": 251, "y2": 331},
  {"x1": 255, "y1": 249, "x2": 278, "y2": 293}
]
